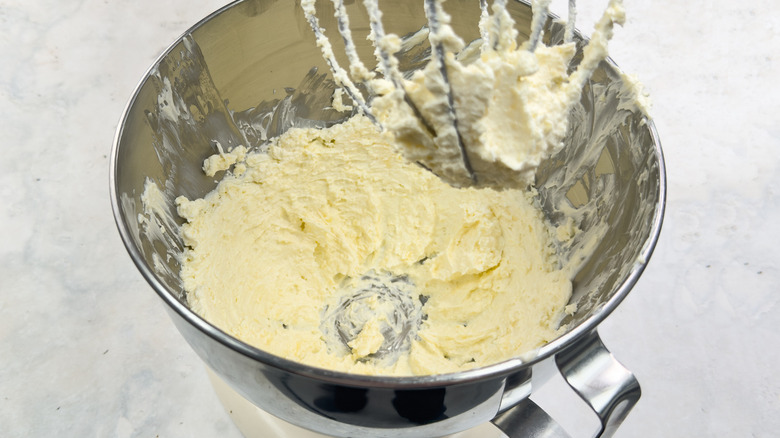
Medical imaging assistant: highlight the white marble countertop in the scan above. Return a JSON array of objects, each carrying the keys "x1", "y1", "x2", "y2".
[{"x1": 1, "y1": 0, "x2": 778, "y2": 436}]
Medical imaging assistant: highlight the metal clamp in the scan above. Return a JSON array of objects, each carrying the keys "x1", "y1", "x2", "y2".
[{"x1": 492, "y1": 330, "x2": 640, "y2": 437}]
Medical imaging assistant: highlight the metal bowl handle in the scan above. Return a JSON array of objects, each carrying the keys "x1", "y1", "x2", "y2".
[{"x1": 492, "y1": 330, "x2": 641, "y2": 437}]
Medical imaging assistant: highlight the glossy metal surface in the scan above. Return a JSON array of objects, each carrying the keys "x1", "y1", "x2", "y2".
[{"x1": 110, "y1": 0, "x2": 665, "y2": 436}]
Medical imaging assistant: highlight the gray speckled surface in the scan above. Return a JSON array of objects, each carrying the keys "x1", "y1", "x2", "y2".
[{"x1": 1, "y1": 0, "x2": 778, "y2": 436}]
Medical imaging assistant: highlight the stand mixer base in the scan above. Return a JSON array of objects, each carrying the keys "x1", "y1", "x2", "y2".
[{"x1": 205, "y1": 367, "x2": 508, "y2": 438}]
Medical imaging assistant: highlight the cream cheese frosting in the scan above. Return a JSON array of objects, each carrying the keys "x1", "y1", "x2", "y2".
[{"x1": 175, "y1": 115, "x2": 572, "y2": 376}]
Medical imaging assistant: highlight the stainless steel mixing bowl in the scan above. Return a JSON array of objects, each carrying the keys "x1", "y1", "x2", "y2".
[{"x1": 110, "y1": 1, "x2": 665, "y2": 437}]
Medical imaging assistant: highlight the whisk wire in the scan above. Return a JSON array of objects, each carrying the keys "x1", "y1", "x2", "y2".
[
  {"x1": 302, "y1": 1, "x2": 378, "y2": 124},
  {"x1": 362, "y1": 0, "x2": 439, "y2": 138},
  {"x1": 423, "y1": 0, "x2": 477, "y2": 183},
  {"x1": 528, "y1": 0, "x2": 552, "y2": 52}
]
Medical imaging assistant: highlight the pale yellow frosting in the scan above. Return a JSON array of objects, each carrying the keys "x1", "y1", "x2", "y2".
[{"x1": 176, "y1": 115, "x2": 571, "y2": 376}]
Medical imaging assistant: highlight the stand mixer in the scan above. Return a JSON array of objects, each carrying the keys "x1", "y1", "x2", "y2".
[{"x1": 110, "y1": 1, "x2": 665, "y2": 436}]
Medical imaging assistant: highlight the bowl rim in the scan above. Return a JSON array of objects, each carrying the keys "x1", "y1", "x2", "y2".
[{"x1": 109, "y1": 0, "x2": 666, "y2": 389}]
